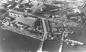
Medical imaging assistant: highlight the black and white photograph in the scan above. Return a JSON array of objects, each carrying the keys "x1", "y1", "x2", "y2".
[{"x1": 0, "y1": 0, "x2": 86, "y2": 52}]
